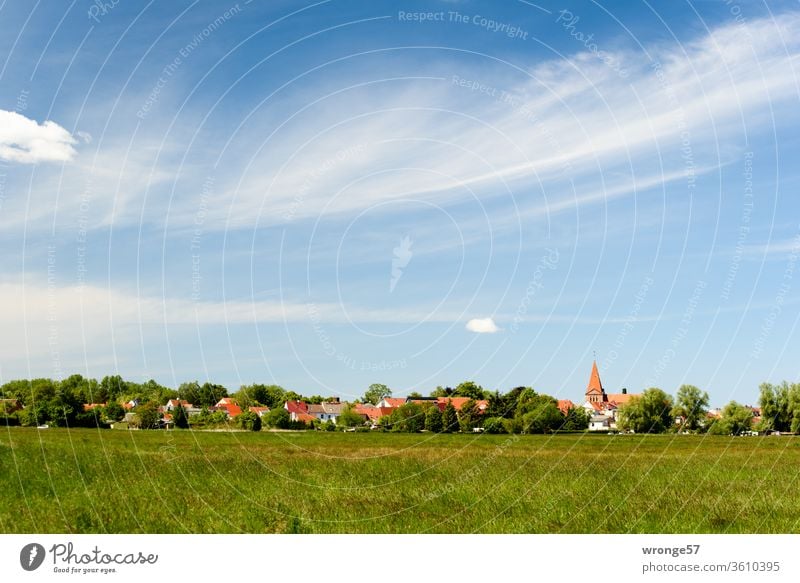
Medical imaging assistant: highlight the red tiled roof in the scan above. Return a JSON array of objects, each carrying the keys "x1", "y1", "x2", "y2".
[
  {"x1": 354, "y1": 404, "x2": 392, "y2": 421},
  {"x1": 380, "y1": 397, "x2": 406, "y2": 408},
  {"x1": 284, "y1": 400, "x2": 308, "y2": 414},
  {"x1": 249, "y1": 406, "x2": 270, "y2": 415},
  {"x1": 296, "y1": 412, "x2": 316, "y2": 423},
  {"x1": 557, "y1": 399, "x2": 575, "y2": 416},
  {"x1": 218, "y1": 403, "x2": 242, "y2": 417},
  {"x1": 586, "y1": 360, "x2": 603, "y2": 394},
  {"x1": 83, "y1": 403, "x2": 106, "y2": 411},
  {"x1": 436, "y1": 397, "x2": 489, "y2": 413},
  {"x1": 607, "y1": 393, "x2": 635, "y2": 406}
]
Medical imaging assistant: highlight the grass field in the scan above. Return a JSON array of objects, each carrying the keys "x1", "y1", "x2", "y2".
[{"x1": 1, "y1": 428, "x2": 799, "y2": 533}]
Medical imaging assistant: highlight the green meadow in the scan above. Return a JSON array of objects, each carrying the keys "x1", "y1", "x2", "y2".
[{"x1": 1, "y1": 428, "x2": 798, "y2": 533}]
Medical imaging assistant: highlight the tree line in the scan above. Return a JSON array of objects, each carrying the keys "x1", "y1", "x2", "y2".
[{"x1": 1, "y1": 374, "x2": 796, "y2": 436}]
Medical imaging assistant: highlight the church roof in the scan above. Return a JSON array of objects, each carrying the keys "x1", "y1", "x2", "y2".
[{"x1": 586, "y1": 360, "x2": 604, "y2": 394}]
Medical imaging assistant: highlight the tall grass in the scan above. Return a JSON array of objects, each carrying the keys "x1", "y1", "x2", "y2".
[{"x1": 1, "y1": 428, "x2": 798, "y2": 533}]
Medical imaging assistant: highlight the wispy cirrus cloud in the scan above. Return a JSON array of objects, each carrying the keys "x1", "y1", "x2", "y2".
[{"x1": 184, "y1": 11, "x2": 800, "y2": 229}]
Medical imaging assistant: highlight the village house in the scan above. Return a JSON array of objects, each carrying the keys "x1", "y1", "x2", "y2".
[
  {"x1": 214, "y1": 397, "x2": 242, "y2": 418},
  {"x1": 376, "y1": 397, "x2": 406, "y2": 408},
  {"x1": 248, "y1": 406, "x2": 270, "y2": 418},
  {"x1": 308, "y1": 402, "x2": 345, "y2": 424},
  {"x1": 284, "y1": 400, "x2": 309, "y2": 422}
]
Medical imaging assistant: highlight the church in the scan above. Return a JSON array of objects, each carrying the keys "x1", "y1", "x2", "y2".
[{"x1": 581, "y1": 360, "x2": 639, "y2": 431}]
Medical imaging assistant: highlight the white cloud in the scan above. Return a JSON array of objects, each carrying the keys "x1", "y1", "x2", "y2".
[
  {"x1": 0, "y1": 110, "x2": 78, "y2": 164},
  {"x1": 465, "y1": 317, "x2": 501, "y2": 334}
]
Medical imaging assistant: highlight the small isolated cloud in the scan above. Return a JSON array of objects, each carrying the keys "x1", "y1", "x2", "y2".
[
  {"x1": 0, "y1": 109, "x2": 78, "y2": 164},
  {"x1": 466, "y1": 317, "x2": 501, "y2": 334}
]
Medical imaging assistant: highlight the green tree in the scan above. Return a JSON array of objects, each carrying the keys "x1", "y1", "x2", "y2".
[
  {"x1": 708, "y1": 401, "x2": 753, "y2": 435},
  {"x1": 672, "y1": 384, "x2": 710, "y2": 431},
  {"x1": 521, "y1": 402, "x2": 563, "y2": 434},
  {"x1": 429, "y1": 386, "x2": 452, "y2": 398},
  {"x1": 103, "y1": 401, "x2": 125, "y2": 423},
  {"x1": 236, "y1": 410, "x2": 262, "y2": 431},
  {"x1": 172, "y1": 402, "x2": 189, "y2": 429},
  {"x1": 458, "y1": 399, "x2": 481, "y2": 432},
  {"x1": 758, "y1": 382, "x2": 792, "y2": 432},
  {"x1": 563, "y1": 406, "x2": 590, "y2": 431},
  {"x1": 617, "y1": 388, "x2": 674, "y2": 433},
  {"x1": 441, "y1": 402, "x2": 458, "y2": 433},
  {"x1": 789, "y1": 384, "x2": 800, "y2": 433},
  {"x1": 100, "y1": 375, "x2": 127, "y2": 402},
  {"x1": 133, "y1": 401, "x2": 161, "y2": 430},
  {"x1": 483, "y1": 417, "x2": 507, "y2": 434},
  {"x1": 338, "y1": 405, "x2": 366, "y2": 428},
  {"x1": 179, "y1": 381, "x2": 228, "y2": 409},
  {"x1": 236, "y1": 384, "x2": 286, "y2": 408},
  {"x1": 425, "y1": 405, "x2": 443, "y2": 433},
  {"x1": 264, "y1": 407, "x2": 291, "y2": 429},
  {"x1": 453, "y1": 381, "x2": 486, "y2": 400},
  {"x1": 389, "y1": 403, "x2": 425, "y2": 432},
  {"x1": 363, "y1": 383, "x2": 391, "y2": 405}
]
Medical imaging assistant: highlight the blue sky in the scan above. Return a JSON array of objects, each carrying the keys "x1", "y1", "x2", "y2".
[{"x1": 1, "y1": 0, "x2": 799, "y2": 405}]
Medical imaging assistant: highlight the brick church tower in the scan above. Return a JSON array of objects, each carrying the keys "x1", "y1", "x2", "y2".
[{"x1": 585, "y1": 360, "x2": 607, "y2": 404}]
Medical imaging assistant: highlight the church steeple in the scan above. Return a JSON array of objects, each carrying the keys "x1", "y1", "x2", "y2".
[{"x1": 585, "y1": 360, "x2": 606, "y2": 403}]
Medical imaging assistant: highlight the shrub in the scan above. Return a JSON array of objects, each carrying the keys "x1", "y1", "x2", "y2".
[{"x1": 483, "y1": 417, "x2": 507, "y2": 434}]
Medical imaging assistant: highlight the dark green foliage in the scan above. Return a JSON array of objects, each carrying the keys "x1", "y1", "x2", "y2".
[
  {"x1": 441, "y1": 402, "x2": 458, "y2": 433},
  {"x1": 363, "y1": 383, "x2": 391, "y2": 405},
  {"x1": 72, "y1": 409, "x2": 105, "y2": 429},
  {"x1": 387, "y1": 403, "x2": 425, "y2": 433},
  {"x1": 179, "y1": 382, "x2": 228, "y2": 409},
  {"x1": 707, "y1": 401, "x2": 753, "y2": 435},
  {"x1": 236, "y1": 411, "x2": 262, "y2": 431},
  {"x1": 264, "y1": 407, "x2": 292, "y2": 429},
  {"x1": 482, "y1": 417, "x2": 506, "y2": 434},
  {"x1": 757, "y1": 382, "x2": 795, "y2": 433},
  {"x1": 132, "y1": 402, "x2": 161, "y2": 430},
  {"x1": 672, "y1": 384, "x2": 710, "y2": 431},
  {"x1": 424, "y1": 405, "x2": 443, "y2": 433},
  {"x1": 453, "y1": 381, "x2": 487, "y2": 400},
  {"x1": 235, "y1": 384, "x2": 286, "y2": 408},
  {"x1": 458, "y1": 399, "x2": 481, "y2": 432},
  {"x1": 521, "y1": 402, "x2": 564, "y2": 434},
  {"x1": 618, "y1": 388, "x2": 674, "y2": 433},
  {"x1": 562, "y1": 406, "x2": 589, "y2": 431},
  {"x1": 103, "y1": 401, "x2": 125, "y2": 423},
  {"x1": 338, "y1": 405, "x2": 365, "y2": 428},
  {"x1": 172, "y1": 403, "x2": 190, "y2": 429}
]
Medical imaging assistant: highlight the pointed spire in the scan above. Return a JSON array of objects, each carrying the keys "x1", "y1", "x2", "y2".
[{"x1": 586, "y1": 360, "x2": 604, "y2": 395}]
